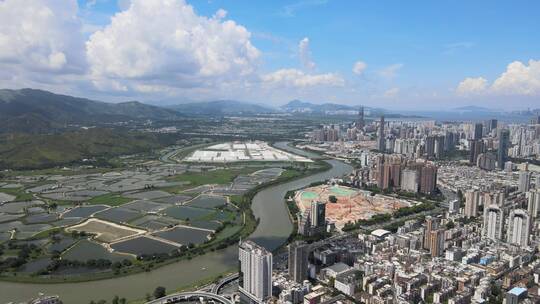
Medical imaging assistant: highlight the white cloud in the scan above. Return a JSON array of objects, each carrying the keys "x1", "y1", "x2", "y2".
[
  {"x1": 352, "y1": 61, "x2": 367, "y2": 75},
  {"x1": 262, "y1": 69, "x2": 344, "y2": 88},
  {"x1": 383, "y1": 87, "x2": 400, "y2": 98},
  {"x1": 456, "y1": 77, "x2": 488, "y2": 95},
  {"x1": 298, "y1": 37, "x2": 316, "y2": 70},
  {"x1": 378, "y1": 63, "x2": 403, "y2": 79},
  {"x1": 0, "y1": 0, "x2": 86, "y2": 73},
  {"x1": 456, "y1": 59, "x2": 540, "y2": 97},
  {"x1": 491, "y1": 60, "x2": 540, "y2": 95},
  {"x1": 86, "y1": 0, "x2": 261, "y2": 91}
]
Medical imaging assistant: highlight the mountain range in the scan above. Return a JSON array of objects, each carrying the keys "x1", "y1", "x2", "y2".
[
  {"x1": 169, "y1": 100, "x2": 275, "y2": 115},
  {"x1": 0, "y1": 89, "x2": 180, "y2": 133},
  {"x1": 0, "y1": 88, "x2": 435, "y2": 134}
]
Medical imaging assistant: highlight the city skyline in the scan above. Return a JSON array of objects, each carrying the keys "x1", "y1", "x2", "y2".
[{"x1": 0, "y1": 0, "x2": 539, "y2": 110}]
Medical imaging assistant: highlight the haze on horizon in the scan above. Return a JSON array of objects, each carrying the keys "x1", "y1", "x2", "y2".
[{"x1": 0, "y1": 0, "x2": 539, "y2": 111}]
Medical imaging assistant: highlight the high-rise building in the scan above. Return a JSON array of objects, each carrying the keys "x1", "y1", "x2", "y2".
[
  {"x1": 377, "y1": 116, "x2": 385, "y2": 152},
  {"x1": 507, "y1": 209, "x2": 530, "y2": 247},
  {"x1": 474, "y1": 123, "x2": 483, "y2": 140},
  {"x1": 464, "y1": 190, "x2": 480, "y2": 218},
  {"x1": 487, "y1": 119, "x2": 498, "y2": 133},
  {"x1": 425, "y1": 136, "x2": 436, "y2": 159},
  {"x1": 288, "y1": 241, "x2": 309, "y2": 283},
  {"x1": 483, "y1": 205, "x2": 504, "y2": 241},
  {"x1": 239, "y1": 240, "x2": 273, "y2": 304},
  {"x1": 469, "y1": 139, "x2": 484, "y2": 165},
  {"x1": 497, "y1": 129, "x2": 510, "y2": 169},
  {"x1": 310, "y1": 201, "x2": 326, "y2": 228},
  {"x1": 518, "y1": 170, "x2": 532, "y2": 193},
  {"x1": 419, "y1": 164, "x2": 437, "y2": 194},
  {"x1": 423, "y1": 216, "x2": 439, "y2": 250},
  {"x1": 401, "y1": 168, "x2": 419, "y2": 193},
  {"x1": 434, "y1": 135, "x2": 445, "y2": 159},
  {"x1": 527, "y1": 189, "x2": 540, "y2": 218},
  {"x1": 429, "y1": 229, "x2": 445, "y2": 257},
  {"x1": 356, "y1": 106, "x2": 365, "y2": 129},
  {"x1": 477, "y1": 152, "x2": 497, "y2": 171},
  {"x1": 448, "y1": 199, "x2": 460, "y2": 214}
]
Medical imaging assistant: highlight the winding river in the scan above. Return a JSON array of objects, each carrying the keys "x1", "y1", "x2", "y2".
[{"x1": 0, "y1": 143, "x2": 352, "y2": 303}]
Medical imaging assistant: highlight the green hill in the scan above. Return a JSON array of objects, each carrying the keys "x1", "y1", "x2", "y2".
[
  {"x1": 0, "y1": 128, "x2": 175, "y2": 170},
  {"x1": 0, "y1": 88, "x2": 181, "y2": 133}
]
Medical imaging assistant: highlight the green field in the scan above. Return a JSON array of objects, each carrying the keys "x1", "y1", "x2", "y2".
[
  {"x1": 169, "y1": 167, "x2": 259, "y2": 187},
  {"x1": 87, "y1": 193, "x2": 133, "y2": 207},
  {"x1": 0, "y1": 187, "x2": 33, "y2": 201}
]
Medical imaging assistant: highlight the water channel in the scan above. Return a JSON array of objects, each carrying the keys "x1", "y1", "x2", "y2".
[{"x1": 0, "y1": 143, "x2": 353, "y2": 303}]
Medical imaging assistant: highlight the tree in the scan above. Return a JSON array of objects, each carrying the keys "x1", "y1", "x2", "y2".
[
  {"x1": 153, "y1": 286, "x2": 166, "y2": 299},
  {"x1": 328, "y1": 195, "x2": 338, "y2": 203},
  {"x1": 112, "y1": 296, "x2": 119, "y2": 304}
]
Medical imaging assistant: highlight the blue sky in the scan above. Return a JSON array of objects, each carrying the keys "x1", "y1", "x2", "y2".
[{"x1": 1, "y1": 0, "x2": 539, "y2": 109}]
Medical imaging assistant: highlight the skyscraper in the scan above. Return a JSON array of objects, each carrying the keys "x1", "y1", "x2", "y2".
[
  {"x1": 483, "y1": 205, "x2": 504, "y2": 241},
  {"x1": 288, "y1": 241, "x2": 309, "y2": 283},
  {"x1": 423, "y1": 216, "x2": 439, "y2": 250},
  {"x1": 239, "y1": 241, "x2": 273, "y2": 304},
  {"x1": 518, "y1": 170, "x2": 532, "y2": 193},
  {"x1": 497, "y1": 129, "x2": 510, "y2": 169},
  {"x1": 469, "y1": 139, "x2": 484, "y2": 165},
  {"x1": 356, "y1": 106, "x2": 365, "y2": 129},
  {"x1": 419, "y1": 164, "x2": 437, "y2": 194},
  {"x1": 487, "y1": 119, "x2": 498, "y2": 133},
  {"x1": 429, "y1": 229, "x2": 445, "y2": 257},
  {"x1": 464, "y1": 189, "x2": 479, "y2": 218},
  {"x1": 473, "y1": 123, "x2": 483, "y2": 140},
  {"x1": 401, "y1": 168, "x2": 419, "y2": 193},
  {"x1": 310, "y1": 201, "x2": 326, "y2": 228},
  {"x1": 527, "y1": 189, "x2": 540, "y2": 218},
  {"x1": 507, "y1": 209, "x2": 530, "y2": 247},
  {"x1": 425, "y1": 136, "x2": 436, "y2": 159},
  {"x1": 377, "y1": 115, "x2": 385, "y2": 152}
]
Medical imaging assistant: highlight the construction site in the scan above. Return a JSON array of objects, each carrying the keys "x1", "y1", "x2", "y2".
[{"x1": 294, "y1": 185, "x2": 411, "y2": 230}]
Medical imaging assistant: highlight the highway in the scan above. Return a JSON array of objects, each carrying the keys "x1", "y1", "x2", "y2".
[{"x1": 144, "y1": 291, "x2": 232, "y2": 304}]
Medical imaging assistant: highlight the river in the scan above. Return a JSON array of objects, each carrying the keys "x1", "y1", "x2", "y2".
[{"x1": 0, "y1": 143, "x2": 353, "y2": 303}]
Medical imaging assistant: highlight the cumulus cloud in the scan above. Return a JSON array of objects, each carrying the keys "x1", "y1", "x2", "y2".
[
  {"x1": 491, "y1": 60, "x2": 540, "y2": 95},
  {"x1": 86, "y1": 0, "x2": 261, "y2": 91},
  {"x1": 0, "y1": 0, "x2": 351, "y2": 101},
  {"x1": 262, "y1": 69, "x2": 344, "y2": 88},
  {"x1": 378, "y1": 63, "x2": 403, "y2": 79},
  {"x1": 0, "y1": 0, "x2": 86, "y2": 73},
  {"x1": 456, "y1": 77, "x2": 488, "y2": 95},
  {"x1": 352, "y1": 61, "x2": 367, "y2": 75},
  {"x1": 298, "y1": 37, "x2": 316, "y2": 70},
  {"x1": 456, "y1": 60, "x2": 540, "y2": 97}
]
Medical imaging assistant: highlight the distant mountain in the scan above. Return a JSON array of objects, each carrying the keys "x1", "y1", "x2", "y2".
[
  {"x1": 282, "y1": 100, "x2": 356, "y2": 113},
  {"x1": 452, "y1": 105, "x2": 496, "y2": 112},
  {"x1": 0, "y1": 89, "x2": 180, "y2": 133},
  {"x1": 170, "y1": 100, "x2": 276, "y2": 115},
  {"x1": 280, "y1": 100, "x2": 391, "y2": 116}
]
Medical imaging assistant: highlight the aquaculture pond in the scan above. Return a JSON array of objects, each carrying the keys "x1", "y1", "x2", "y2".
[
  {"x1": 110, "y1": 236, "x2": 178, "y2": 256},
  {"x1": 153, "y1": 227, "x2": 211, "y2": 245}
]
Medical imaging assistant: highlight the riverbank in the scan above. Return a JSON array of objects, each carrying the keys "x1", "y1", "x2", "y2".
[{"x1": 0, "y1": 147, "x2": 349, "y2": 303}]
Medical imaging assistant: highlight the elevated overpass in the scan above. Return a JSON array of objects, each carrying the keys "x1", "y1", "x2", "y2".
[
  {"x1": 144, "y1": 291, "x2": 232, "y2": 304},
  {"x1": 211, "y1": 273, "x2": 239, "y2": 294}
]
